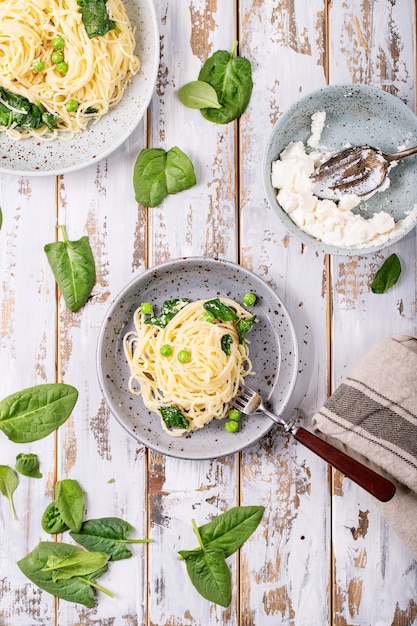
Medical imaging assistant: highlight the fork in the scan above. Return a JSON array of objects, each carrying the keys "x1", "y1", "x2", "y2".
[{"x1": 231, "y1": 384, "x2": 396, "y2": 502}]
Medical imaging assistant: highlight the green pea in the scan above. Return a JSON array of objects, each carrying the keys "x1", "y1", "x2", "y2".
[
  {"x1": 225, "y1": 420, "x2": 239, "y2": 433},
  {"x1": 66, "y1": 99, "x2": 79, "y2": 112},
  {"x1": 51, "y1": 50, "x2": 64, "y2": 64},
  {"x1": 228, "y1": 408, "x2": 242, "y2": 421},
  {"x1": 178, "y1": 349, "x2": 191, "y2": 364},
  {"x1": 51, "y1": 36, "x2": 65, "y2": 50},
  {"x1": 242, "y1": 293, "x2": 257, "y2": 306},
  {"x1": 32, "y1": 59, "x2": 45, "y2": 72},
  {"x1": 140, "y1": 302, "x2": 153, "y2": 315},
  {"x1": 160, "y1": 344, "x2": 173, "y2": 357},
  {"x1": 201, "y1": 311, "x2": 215, "y2": 323},
  {"x1": 55, "y1": 61, "x2": 68, "y2": 74}
]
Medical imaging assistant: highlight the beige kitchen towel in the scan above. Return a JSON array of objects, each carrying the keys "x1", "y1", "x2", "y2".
[{"x1": 312, "y1": 335, "x2": 417, "y2": 561}]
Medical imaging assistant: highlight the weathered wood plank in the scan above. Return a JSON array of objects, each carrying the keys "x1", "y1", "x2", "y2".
[{"x1": 328, "y1": 1, "x2": 417, "y2": 624}]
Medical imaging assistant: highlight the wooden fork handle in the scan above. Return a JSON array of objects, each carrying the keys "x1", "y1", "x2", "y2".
[{"x1": 294, "y1": 426, "x2": 396, "y2": 502}]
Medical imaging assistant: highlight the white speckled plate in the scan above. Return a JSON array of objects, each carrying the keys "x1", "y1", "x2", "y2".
[
  {"x1": 0, "y1": 0, "x2": 159, "y2": 176},
  {"x1": 263, "y1": 84, "x2": 417, "y2": 255},
  {"x1": 97, "y1": 257, "x2": 298, "y2": 460}
]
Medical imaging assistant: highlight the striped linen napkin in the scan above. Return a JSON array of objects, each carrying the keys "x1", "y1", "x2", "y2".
[{"x1": 312, "y1": 335, "x2": 417, "y2": 560}]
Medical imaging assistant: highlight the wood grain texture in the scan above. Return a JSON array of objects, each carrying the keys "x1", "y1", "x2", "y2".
[{"x1": 0, "y1": 0, "x2": 416, "y2": 624}]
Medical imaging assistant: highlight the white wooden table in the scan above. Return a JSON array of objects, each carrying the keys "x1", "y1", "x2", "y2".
[{"x1": 1, "y1": 1, "x2": 417, "y2": 624}]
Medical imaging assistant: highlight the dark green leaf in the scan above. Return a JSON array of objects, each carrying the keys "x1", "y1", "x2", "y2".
[
  {"x1": 0, "y1": 87, "x2": 58, "y2": 132},
  {"x1": 70, "y1": 517, "x2": 150, "y2": 560},
  {"x1": 178, "y1": 81, "x2": 222, "y2": 110},
  {"x1": 0, "y1": 465, "x2": 18, "y2": 520},
  {"x1": 133, "y1": 147, "x2": 196, "y2": 207},
  {"x1": 15, "y1": 453, "x2": 42, "y2": 478},
  {"x1": 237, "y1": 315, "x2": 256, "y2": 344},
  {"x1": 55, "y1": 479, "x2": 85, "y2": 533},
  {"x1": 371, "y1": 253, "x2": 402, "y2": 294},
  {"x1": 221, "y1": 334, "x2": 233, "y2": 355},
  {"x1": 0, "y1": 383, "x2": 78, "y2": 443},
  {"x1": 198, "y1": 505, "x2": 264, "y2": 558},
  {"x1": 0, "y1": 207, "x2": 3, "y2": 230},
  {"x1": 203, "y1": 299, "x2": 238, "y2": 322},
  {"x1": 41, "y1": 551, "x2": 109, "y2": 582},
  {"x1": 198, "y1": 41, "x2": 253, "y2": 124},
  {"x1": 160, "y1": 406, "x2": 189, "y2": 430},
  {"x1": 17, "y1": 542, "x2": 109, "y2": 608},
  {"x1": 79, "y1": 0, "x2": 117, "y2": 38},
  {"x1": 41, "y1": 501, "x2": 69, "y2": 534},
  {"x1": 145, "y1": 298, "x2": 190, "y2": 328},
  {"x1": 181, "y1": 547, "x2": 231, "y2": 607},
  {"x1": 44, "y1": 226, "x2": 96, "y2": 312}
]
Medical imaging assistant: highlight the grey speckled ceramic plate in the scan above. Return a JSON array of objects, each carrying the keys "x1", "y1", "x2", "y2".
[
  {"x1": 263, "y1": 84, "x2": 417, "y2": 255},
  {"x1": 97, "y1": 257, "x2": 298, "y2": 460},
  {"x1": 0, "y1": 0, "x2": 159, "y2": 176}
]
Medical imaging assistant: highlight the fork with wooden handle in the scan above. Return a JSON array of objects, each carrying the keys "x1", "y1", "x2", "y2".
[{"x1": 231, "y1": 384, "x2": 396, "y2": 502}]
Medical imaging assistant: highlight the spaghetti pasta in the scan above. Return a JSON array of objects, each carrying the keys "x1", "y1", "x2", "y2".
[
  {"x1": 123, "y1": 298, "x2": 256, "y2": 436},
  {"x1": 0, "y1": 0, "x2": 140, "y2": 139}
]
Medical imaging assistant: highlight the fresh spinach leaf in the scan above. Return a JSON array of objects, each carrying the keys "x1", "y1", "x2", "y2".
[
  {"x1": 160, "y1": 406, "x2": 189, "y2": 430},
  {"x1": 70, "y1": 517, "x2": 151, "y2": 561},
  {"x1": 41, "y1": 501, "x2": 69, "y2": 534},
  {"x1": 145, "y1": 298, "x2": 190, "y2": 328},
  {"x1": 371, "y1": 253, "x2": 402, "y2": 294},
  {"x1": 0, "y1": 87, "x2": 58, "y2": 132},
  {"x1": 0, "y1": 383, "x2": 78, "y2": 443},
  {"x1": 178, "y1": 506, "x2": 264, "y2": 606},
  {"x1": 237, "y1": 315, "x2": 256, "y2": 344},
  {"x1": 15, "y1": 453, "x2": 42, "y2": 479},
  {"x1": 221, "y1": 334, "x2": 233, "y2": 355},
  {"x1": 41, "y1": 551, "x2": 110, "y2": 582},
  {"x1": 180, "y1": 546, "x2": 231, "y2": 607},
  {"x1": 78, "y1": 0, "x2": 117, "y2": 38},
  {"x1": 0, "y1": 465, "x2": 18, "y2": 520},
  {"x1": 0, "y1": 207, "x2": 3, "y2": 230},
  {"x1": 178, "y1": 81, "x2": 222, "y2": 110},
  {"x1": 197, "y1": 505, "x2": 264, "y2": 558},
  {"x1": 133, "y1": 147, "x2": 197, "y2": 207},
  {"x1": 55, "y1": 479, "x2": 85, "y2": 533},
  {"x1": 198, "y1": 41, "x2": 253, "y2": 124},
  {"x1": 44, "y1": 225, "x2": 96, "y2": 313},
  {"x1": 203, "y1": 299, "x2": 238, "y2": 322},
  {"x1": 17, "y1": 541, "x2": 113, "y2": 607}
]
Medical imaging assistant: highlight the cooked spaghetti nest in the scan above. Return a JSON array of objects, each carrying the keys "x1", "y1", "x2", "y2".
[
  {"x1": 0, "y1": 0, "x2": 140, "y2": 139},
  {"x1": 123, "y1": 298, "x2": 256, "y2": 436}
]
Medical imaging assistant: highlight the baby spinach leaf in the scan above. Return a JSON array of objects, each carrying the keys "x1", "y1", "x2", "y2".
[
  {"x1": 196, "y1": 505, "x2": 264, "y2": 559},
  {"x1": 0, "y1": 465, "x2": 18, "y2": 520},
  {"x1": 15, "y1": 453, "x2": 42, "y2": 478},
  {"x1": 44, "y1": 225, "x2": 96, "y2": 313},
  {"x1": 198, "y1": 41, "x2": 253, "y2": 124},
  {"x1": 221, "y1": 334, "x2": 233, "y2": 356},
  {"x1": 237, "y1": 315, "x2": 256, "y2": 344},
  {"x1": 0, "y1": 383, "x2": 78, "y2": 443},
  {"x1": 203, "y1": 299, "x2": 238, "y2": 322},
  {"x1": 0, "y1": 207, "x2": 3, "y2": 230},
  {"x1": 70, "y1": 517, "x2": 151, "y2": 561},
  {"x1": 41, "y1": 501, "x2": 69, "y2": 534},
  {"x1": 180, "y1": 547, "x2": 231, "y2": 607},
  {"x1": 160, "y1": 406, "x2": 189, "y2": 430},
  {"x1": 145, "y1": 298, "x2": 190, "y2": 328},
  {"x1": 79, "y1": 0, "x2": 117, "y2": 38},
  {"x1": 41, "y1": 551, "x2": 110, "y2": 582},
  {"x1": 371, "y1": 253, "x2": 402, "y2": 294},
  {"x1": 55, "y1": 479, "x2": 85, "y2": 533},
  {"x1": 0, "y1": 87, "x2": 58, "y2": 132},
  {"x1": 17, "y1": 541, "x2": 112, "y2": 608},
  {"x1": 178, "y1": 81, "x2": 222, "y2": 110},
  {"x1": 133, "y1": 147, "x2": 196, "y2": 207}
]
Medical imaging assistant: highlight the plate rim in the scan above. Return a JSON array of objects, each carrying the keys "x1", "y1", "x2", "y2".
[
  {"x1": 96, "y1": 256, "x2": 299, "y2": 460},
  {"x1": 0, "y1": 0, "x2": 159, "y2": 176}
]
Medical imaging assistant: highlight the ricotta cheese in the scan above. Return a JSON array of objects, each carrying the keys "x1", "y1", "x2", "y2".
[{"x1": 271, "y1": 112, "x2": 417, "y2": 249}]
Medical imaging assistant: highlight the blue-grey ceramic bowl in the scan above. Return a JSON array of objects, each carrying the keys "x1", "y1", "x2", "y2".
[
  {"x1": 263, "y1": 84, "x2": 417, "y2": 255},
  {"x1": 97, "y1": 257, "x2": 298, "y2": 460}
]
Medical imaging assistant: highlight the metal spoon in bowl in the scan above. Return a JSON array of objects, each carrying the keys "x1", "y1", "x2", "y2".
[{"x1": 311, "y1": 144, "x2": 417, "y2": 200}]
